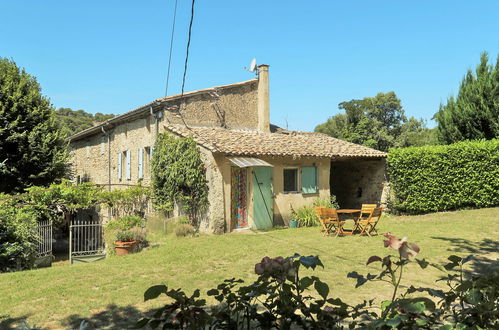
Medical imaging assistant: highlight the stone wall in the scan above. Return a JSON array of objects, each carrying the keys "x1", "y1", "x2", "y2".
[
  {"x1": 161, "y1": 80, "x2": 258, "y2": 130},
  {"x1": 330, "y1": 158, "x2": 388, "y2": 209}
]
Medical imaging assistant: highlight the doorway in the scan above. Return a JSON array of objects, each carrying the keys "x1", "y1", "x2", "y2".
[
  {"x1": 252, "y1": 166, "x2": 274, "y2": 229},
  {"x1": 231, "y1": 167, "x2": 248, "y2": 229}
]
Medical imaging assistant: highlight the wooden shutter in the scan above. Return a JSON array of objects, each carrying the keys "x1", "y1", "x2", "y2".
[
  {"x1": 117, "y1": 152, "x2": 122, "y2": 180},
  {"x1": 301, "y1": 166, "x2": 318, "y2": 194},
  {"x1": 138, "y1": 148, "x2": 144, "y2": 179},
  {"x1": 126, "y1": 150, "x2": 131, "y2": 180}
]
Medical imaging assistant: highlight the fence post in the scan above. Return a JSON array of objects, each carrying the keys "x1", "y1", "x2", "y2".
[{"x1": 69, "y1": 221, "x2": 72, "y2": 265}]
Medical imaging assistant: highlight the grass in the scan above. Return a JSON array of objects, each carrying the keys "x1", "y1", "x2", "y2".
[{"x1": 1, "y1": 207, "x2": 498, "y2": 329}]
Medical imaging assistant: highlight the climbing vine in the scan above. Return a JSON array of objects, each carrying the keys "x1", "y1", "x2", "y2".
[{"x1": 151, "y1": 133, "x2": 209, "y2": 225}]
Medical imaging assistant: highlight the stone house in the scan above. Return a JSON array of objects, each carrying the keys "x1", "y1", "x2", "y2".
[{"x1": 69, "y1": 65, "x2": 388, "y2": 233}]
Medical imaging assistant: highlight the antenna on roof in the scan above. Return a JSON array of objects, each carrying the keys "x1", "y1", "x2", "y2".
[{"x1": 244, "y1": 58, "x2": 258, "y2": 75}]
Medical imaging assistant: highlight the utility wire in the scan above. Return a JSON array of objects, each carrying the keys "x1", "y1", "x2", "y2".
[
  {"x1": 164, "y1": 0, "x2": 179, "y2": 97},
  {"x1": 180, "y1": 0, "x2": 195, "y2": 98},
  {"x1": 176, "y1": 0, "x2": 196, "y2": 129}
]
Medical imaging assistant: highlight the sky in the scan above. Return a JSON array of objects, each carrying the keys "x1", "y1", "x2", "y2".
[{"x1": 1, "y1": 1, "x2": 498, "y2": 131}]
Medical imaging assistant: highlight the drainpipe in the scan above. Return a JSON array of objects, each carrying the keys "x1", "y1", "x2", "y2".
[{"x1": 102, "y1": 125, "x2": 112, "y2": 223}]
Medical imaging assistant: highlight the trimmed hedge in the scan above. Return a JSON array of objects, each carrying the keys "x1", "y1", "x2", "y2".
[{"x1": 388, "y1": 139, "x2": 499, "y2": 213}]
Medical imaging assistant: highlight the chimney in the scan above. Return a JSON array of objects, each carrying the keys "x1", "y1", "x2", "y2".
[{"x1": 257, "y1": 64, "x2": 270, "y2": 133}]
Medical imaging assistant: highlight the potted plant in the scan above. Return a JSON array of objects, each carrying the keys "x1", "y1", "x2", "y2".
[
  {"x1": 289, "y1": 204, "x2": 298, "y2": 228},
  {"x1": 114, "y1": 231, "x2": 137, "y2": 256}
]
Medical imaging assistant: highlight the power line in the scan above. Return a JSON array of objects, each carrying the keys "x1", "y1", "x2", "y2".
[
  {"x1": 180, "y1": 0, "x2": 196, "y2": 98},
  {"x1": 164, "y1": 0, "x2": 178, "y2": 97}
]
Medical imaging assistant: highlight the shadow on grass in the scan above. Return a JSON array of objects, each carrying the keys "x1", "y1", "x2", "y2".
[
  {"x1": 60, "y1": 304, "x2": 154, "y2": 329},
  {"x1": 0, "y1": 314, "x2": 35, "y2": 329},
  {"x1": 431, "y1": 237, "x2": 499, "y2": 275}
]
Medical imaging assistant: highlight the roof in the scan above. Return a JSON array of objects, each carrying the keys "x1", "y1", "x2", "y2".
[
  {"x1": 68, "y1": 79, "x2": 258, "y2": 142},
  {"x1": 166, "y1": 125, "x2": 387, "y2": 159}
]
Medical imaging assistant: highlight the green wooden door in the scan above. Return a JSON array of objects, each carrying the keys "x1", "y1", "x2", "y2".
[{"x1": 252, "y1": 167, "x2": 273, "y2": 229}]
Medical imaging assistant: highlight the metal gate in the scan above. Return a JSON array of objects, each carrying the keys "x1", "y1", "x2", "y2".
[
  {"x1": 69, "y1": 219, "x2": 105, "y2": 264},
  {"x1": 36, "y1": 220, "x2": 53, "y2": 267}
]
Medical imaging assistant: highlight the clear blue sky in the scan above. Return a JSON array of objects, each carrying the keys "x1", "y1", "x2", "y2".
[{"x1": 1, "y1": 1, "x2": 498, "y2": 131}]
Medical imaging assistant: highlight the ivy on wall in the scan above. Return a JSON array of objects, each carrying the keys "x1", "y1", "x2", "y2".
[
  {"x1": 151, "y1": 133, "x2": 209, "y2": 225},
  {"x1": 388, "y1": 139, "x2": 499, "y2": 214}
]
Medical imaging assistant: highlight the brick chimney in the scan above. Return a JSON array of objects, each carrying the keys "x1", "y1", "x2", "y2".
[{"x1": 257, "y1": 64, "x2": 270, "y2": 133}]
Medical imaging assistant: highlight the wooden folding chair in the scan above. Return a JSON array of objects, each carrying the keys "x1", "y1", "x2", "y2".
[
  {"x1": 355, "y1": 207, "x2": 383, "y2": 237},
  {"x1": 357, "y1": 204, "x2": 377, "y2": 222},
  {"x1": 319, "y1": 208, "x2": 345, "y2": 237},
  {"x1": 314, "y1": 207, "x2": 326, "y2": 233}
]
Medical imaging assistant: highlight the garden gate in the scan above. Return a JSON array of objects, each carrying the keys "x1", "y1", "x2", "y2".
[
  {"x1": 36, "y1": 220, "x2": 53, "y2": 267},
  {"x1": 69, "y1": 219, "x2": 105, "y2": 264}
]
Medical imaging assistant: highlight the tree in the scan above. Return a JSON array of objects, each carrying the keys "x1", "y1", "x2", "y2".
[
  {"x1": 434, "y1": 52, "x2": 499, "y2": 144},
  {"x1": 55, "y1": 107, "x2": 114, "y2": 137},
  {"x1": 315, "y1": 92, "x2": 433, "y2": 151},
  {"x1": 0, "y1": 58, "x2": 68, "y2": 194}
]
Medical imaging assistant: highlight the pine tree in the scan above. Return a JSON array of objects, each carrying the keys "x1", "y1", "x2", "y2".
[
  {"x1": 434, "y1": 52, "x2": 499, "y2": 144},
  {"x1": 0, "y1": 58, "x2": 68, "y2": 194}
]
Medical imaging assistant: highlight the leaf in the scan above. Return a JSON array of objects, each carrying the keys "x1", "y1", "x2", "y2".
[
  {"x1": 366, "y1": 256, "x2": 382, "y2": 265},
  {"x1": 314, "y1": 280, "x2": 329, "y2": 299},
  {"x1": 415, "y1": 258, "x2": 429, "y2": 269},
  {"x1": 206, "y1": 289, "x2": 218, "y2": 296},
  {"x1": 133, "y1": 318, "x2": 150, "y2": 329},
  {"x1": 347, "y1": 271, "x2": 368, "y2": 288},
  {"x1": 447, "y1": 255, "x2": 462, "y2": 263},
  {"x1": 381, "y1": 300, "x2": 392, "y2": 312},
  {"x1": 299, "y1": 255, "x2": 323, "y2": 269},
  {"x1": 299, "y1": 277, "x2": 314, "y2": 289},
  {"x1": 144, "y1": 285, "x2": 168, "y2": 302},
  {"x1": 462, "y1": 255, "x2": 473, "y2": 264},
  {"x1": 385, "y1": 317, "x2": 401, "y2": 328}
]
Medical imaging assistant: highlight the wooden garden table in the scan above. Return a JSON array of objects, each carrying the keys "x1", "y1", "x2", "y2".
[{"x1": 335, "y1": 209, "x2": 361, "y2": 235}]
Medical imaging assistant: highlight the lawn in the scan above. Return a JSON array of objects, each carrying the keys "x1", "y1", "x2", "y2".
[{"x1": 1, "y1": 207, "x2": 498, "y2": 329}]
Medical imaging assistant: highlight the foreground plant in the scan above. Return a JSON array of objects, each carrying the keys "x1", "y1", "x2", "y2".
[{"x1": 135, "y1": 234, "x2": 498, "y2": 329}]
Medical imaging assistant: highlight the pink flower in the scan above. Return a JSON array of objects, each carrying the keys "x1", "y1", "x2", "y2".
[{"x1": 383, "y1": 233, "x2": 420, "y2": 259}]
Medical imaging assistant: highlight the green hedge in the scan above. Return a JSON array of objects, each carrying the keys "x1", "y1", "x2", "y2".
[{"x1": 388, "y1": 139, "x2": 499, "y2": 213}]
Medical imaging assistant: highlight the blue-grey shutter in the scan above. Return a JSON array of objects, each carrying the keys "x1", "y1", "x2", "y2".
[
  {"x1": 301, "y1": 166, "x2": 318, "y2": 194},
  {"x1": 126, "y1": 150, "x2": 131, "y2": 180},
  {"x1": 138, "y1": 148, "x2": 144, "y2": 179},
  {"x1": 117, "y1": 152, "x2": 122, "y2": 180}
]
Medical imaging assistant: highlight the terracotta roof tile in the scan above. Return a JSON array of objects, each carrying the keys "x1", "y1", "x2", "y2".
[{"x1": 166, "y1": 125, "x2": 387, "y2": 158}]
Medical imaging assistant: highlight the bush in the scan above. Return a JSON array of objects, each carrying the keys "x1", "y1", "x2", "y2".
[
  {"x1": 136, "y1": 236, "x2": 499, "y2": 329},
  {"x1": 115, "y1": 231, "x2": 134, "y2": 242},
  {"x1": 128, "y1": 226, "x2": 147, "y2": 242},
  {"x1": 312, "y1": 195, "x2": 340, "y2": 209},
  {"x1": 388, "y1": 139, "x2": 499, "y2": 213},
  {"x1": 0, "y1": 206, "x2": 39, "y2": 272},
  {"x1": 174, "y1": 224, "x2": 196, "y2": 237},
  {"x1": 106, "y1": 215, "x2": 143, "y2": 231},
  {"x1": 293, "y1": 205, "x2": 319, "y2": 227}
]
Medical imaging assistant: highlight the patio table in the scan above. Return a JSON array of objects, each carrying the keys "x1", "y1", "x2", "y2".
[{"x1": 334, "y1": 209, "x2": 361, "y2": 235}]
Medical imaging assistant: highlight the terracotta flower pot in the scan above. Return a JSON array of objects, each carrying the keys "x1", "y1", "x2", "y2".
[{"x1": 114, "y1": 240, "x2": 138, "y2": 256}]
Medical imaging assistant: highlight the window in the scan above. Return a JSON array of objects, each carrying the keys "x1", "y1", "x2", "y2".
[
  {"x1": 283, "y1": 168, "x2": 298, "y2": 193},
  {"x1": 301, "y1": 166, "x2": 318, "y2": 194},
  {"x1": 125, "y1": 150, "x2": 131, "y2": 180},
  {"x1": 138, "y1": 148, "x2": 144, "y2": 179},
  {"x1": 117, "y1": 152, "x2": 122, "y2": 180}
]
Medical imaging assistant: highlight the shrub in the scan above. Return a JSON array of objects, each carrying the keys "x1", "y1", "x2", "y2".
[
  {"x1": 128, "y1": 226, "x2": 147, "y2": 242},
  {"x1": 136, "y1": 236, "x2": 499, "y2": 329},
  {"x1": 106, "y1": 215, "x2": 143, "y2": 231},
  {"x1": 388, "y1": 139, "x2": 499, "y2": 213},
  {"x1": 0, "y1": 206, "x2": 39, "y2": 272},
  {"x1": 174, "y1": 224, "x2": 196, "y2": 237},
  {"x1": 115, "y1": 231, "x2": 134, "y2": 242},
  {"x1": 293, "y1": 205, "x2": 319, "y2": 227},
  {"x1": 312, "y1": 195, "x2": 340, "y2": 209}
]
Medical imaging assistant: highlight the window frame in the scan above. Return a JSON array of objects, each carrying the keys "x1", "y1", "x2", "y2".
[{"x1": 283, "y1": 167, "x2": 300, "y2": 193}]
